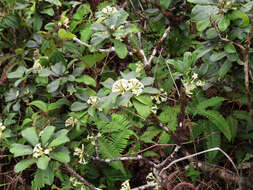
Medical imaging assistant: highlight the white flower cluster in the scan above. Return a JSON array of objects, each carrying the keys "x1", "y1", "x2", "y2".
[
  {"x1": 182, "y1": 73, "x2": 205, "y2": 97},
  {"x1": 33, "y1": 143, "x2": 52, "y2": 158},
  {"x1": 120, "y1": 180, "x2": 130, "y2": 190},
  {"x1": 65, "y1": 117, "x2": 78, "y2": 127},
  {"x1": 58, "y1": 14, "x2": 69, "y2": 28},
  {"x1": 70, "y1": 176, "x2": 85, "y2": 190},
  {"x1": 87, "y1": 96, "x2": 100, "y2": 106},
  {"x1": 101, "y1": 6, "x2": 118, "y2": 15},
  {"x1": 112, "y1": 79, "x2": 144, "y2": 96},
  {"x1": 146, "y1": 173, "x2": 159, "y2": 190},
  {"x1": 87, "y1": 133, "x2": 101, "y2": 146},
  {"x1": 73, "y1": 144, "x2": 87, "y2": 165},
  {"x1": 0, "y1": 121, "x2": 6, "y2": 139},
  {"x1": 151, "y1": 89, "x2": 168, "y2": 104}
]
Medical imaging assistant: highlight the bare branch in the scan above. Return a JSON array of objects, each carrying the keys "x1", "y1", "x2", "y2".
[
  {"x1": 131, "y1": 183, "x2": 158, "y2": 190},
  {"x1": 73, "y1": 37, "x2": 115, "y2": 53},
  {"x1": 64, "y1": 163, "x2": 102, "y2": 190}
]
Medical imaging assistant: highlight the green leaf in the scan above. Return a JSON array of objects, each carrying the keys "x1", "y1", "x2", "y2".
[
  {"x1": 75, "y1": 75, "x2": 96, "y2": 87},
  {"x1": 196, "y1": 97, "x2": 226, "y2": 110},
  {"x1": 210, "y1": 51, "x2": 227, "y2": 62},
  {"x1": 47, "y1": 79, "x2": 60, "y2": 93},
  {"x1": 132, "y1": 99, "x2": 151, "y2": 118},
  {"x1": 160, "y1": 0, "x2": 171, "y2": 9},
  {"x1": 196, "y1": 18, "x2": 210, "y2": 31},
  {"x1": 37, "y1": 156, "x2": 50, "y2": 170},
  {"x1": 206, "y1": 28, "x2": 217, "y2": 39},
  {"x1": 113, "y1": 39, "x2": 128, "y2": 59},
  {"x1": 72, "y1": 4, "x2": 90, "y2": 20},
  {"x1": 51, "y1": 63, "x2": 66, "y2": 76},
  {"x1": 71, "y1": 102, "x2": 88, "y2": 111},
  {"x1": 224, "y1": 42, "x2": 236, "y2": 53},
  {"x1": 50, "y1": 146, "x2": 70, "y2": 163},
  {"x1": 91, "y1": 23, "x2": 108, "y2": 31},
  {"x1": 10, "y1": 144, "x2": 33, "y2": 157},
  {"x1": 7, "y1": 66, "x2": 27, "y2": 79},
  {"x1": 158, "y1": 106, "x2": 179, "y2": 132},
  {"x1": 58, "y1": 29, "x2": 76, "y2": 40},
  {"x1": 143, "y1": 151, "x2": 160, "y2": 158},
  {"x1": 81, "y1": 53, "x2": 107, "y2": 68},
  {"x1": 205, "y1": 123, "x2": 221, "y2": 162},
  {"x1": 140, "y1": 126, "x2": 162, "y2": 143},
  {"x1": 134, "y1": 94, "x2": 152, "y2": 106},
  {"x1": 45, "y1": 0, "x2": 62, "y2": 6},
  {"x1": 48, "y1": 129, "x2": 69, "y2": 148},
  {"x1": 140, "y1": 77, "x2": 154, "y2": 86},
  {"x1": 218, "y1": 15, "x2": 230, "y2": 32},
  {"x1": 30, "y1": 100, "x2": 48, "y2": 113},
  {"x1": 22, "y1": 127, "x2": 39, "y2": 146},
  {"x1": 33, "y1": 13, "x2": 43, "y2": 32},
  {"x1": 14, "y1": 158, "x2": 36, "y2": 173},
  {"x1": 41, "y1": 126, "x2": 55, "y2": 146},
  {"x1": 198, "y1": 110, "x2": 231, "y2": 141},
  {"x1": 218, "y1": 60, "x2": 232, "y2": 78},
  {"x1": 143, "y1": 87, "x2": 160, "y2": 94},
  {"x1": 229, "y1": 10, "x2": 249, "y2": 28},
  {"x1": 40, "y1": 8, "x2": 54, "y2": 16},
  {"x1": 48, "y1": 98, "x2": 69, "y2": 111},
  {"x1": 91, "y1": 32, "x2": 110, "y2": 47}
]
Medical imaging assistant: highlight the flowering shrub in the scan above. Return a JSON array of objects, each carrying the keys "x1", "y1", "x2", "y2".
[{"x1": 0, "y1": 0, "x2": 253, "y2": 189}]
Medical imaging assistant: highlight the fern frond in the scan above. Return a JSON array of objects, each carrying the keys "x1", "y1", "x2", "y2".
[
  {"x1": 98, "y1": 137, "x2": 127, "y2": 175},
  {"x1": 100, "y1": 114, "x2": 131, "y2": 134},
  {"x1": 110, "y1": 129, "x2": 135, "y2": 155}
]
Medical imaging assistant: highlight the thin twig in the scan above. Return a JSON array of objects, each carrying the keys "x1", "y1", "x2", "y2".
[
  {"x1": 131, "y1": 183, "x2": 158, "y2": 190},
  {"x1": 146, "y1": 26, "x2": 171, "y2": 66},
  {"x1": 165, "y1": 61, "x2": 180, "y2": 97},
  {"x1": 64, "y1": 163, "x2": 102, "y2": 190},
  {"x1": 73, "y1": 37, "x2": 115, "y2": 53},
  {"x1": 159, "y1": 147, "x2": 238, "y2": 176},
  {"x1": 83, "y1": 152, "x2": 156, "y2": 166}
]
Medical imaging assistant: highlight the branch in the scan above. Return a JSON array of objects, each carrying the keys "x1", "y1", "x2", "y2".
[
  {"x1": 64, "y1": 163, "x2": 102, "y2": 190},
  {"x1": 131, "y1": 183, "x2": 158, "y2": 190},
  {"x1": 159, "y1": 147, "x2": 238, "y2": 176},
  {"x1": 73, "y1": 37, "x2": 115, "y2": 53},
  {"x1": 146, "y1": 26, "x2": 171, "y2": 67},
  {"x1": 83, "y1": 152, "x2": 156, "y2": 167}
]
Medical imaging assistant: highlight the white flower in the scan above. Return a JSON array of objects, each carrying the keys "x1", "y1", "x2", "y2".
[
  {"x1": 65, "y1": 117, "x2": 78, "y2": 127},
  {"x1": 196, "y1": 80, "x2": 205, "y2": 87},
  {"x1": 87, "y1": 96, "x2": 100, "y2": 106},
  {"x1": 33, "y1": 143, "x2": 44, "y2": 158},
  {"x1": 192, "y1": 73, "x2": 198, "y2": 80},
  {"x1": 102, "y1": 7, "x2": 108, "y2": 14},
  {"x1": 33, "y1": 58, "x2": 42, "y2": 73},
  {"x1": 44, "y1": 148, "x2": 52, "y2": 155},
  {"x1": 112, "y1": 79, "x2": 129, "y2": 94},
  {"x1": 128, "y1": 79, "x2": 144, "y2": 96},
  {"x1": 151, "y1": 105, "x2": 158, "y2": 114},
  {"x1": 120, "y1": 180, "x2": 130, "y2": 190},
  {"x1": 73, "y1": 144, "x2": 87, "y2": 165},
  {"x1": 183, "y1": 81, "x2": 196, "y2": 97},
  {"x1": 0, "y1": 122, "x2": 6, "y2": 139}
]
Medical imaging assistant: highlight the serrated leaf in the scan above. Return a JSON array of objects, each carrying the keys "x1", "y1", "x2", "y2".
[
  {"x1": 113, "y1": 39, "x2": 128, "y2": 59},
  {"x1": 22, "y1": 127, "x2": 39, "y2": 146},
  {"x1": 10, "y1": 144, "x2": 33, "y2": 157},
  {"x1": 75, "y1": 75, "x2": 96, "y2": 87},
  {"x1": 30, "y1": 100, "x2": 48, "y2": 113},
  {"x1": 14, "y1": 158, "x2": 36, "y2": 173},
  {"x1": 37, "y1": 156, "x2": 50, "y2": 170}
]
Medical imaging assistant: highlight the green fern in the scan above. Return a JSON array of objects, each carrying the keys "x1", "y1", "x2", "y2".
[{"x1": 110, "y1": 129, "x2": 135, "y2": 154}]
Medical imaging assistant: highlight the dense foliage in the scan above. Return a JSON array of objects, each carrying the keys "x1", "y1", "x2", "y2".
[{"x1": 0, "y1": 0, "x2": 253, "y2": 189}]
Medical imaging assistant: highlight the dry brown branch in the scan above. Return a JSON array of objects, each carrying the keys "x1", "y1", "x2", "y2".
[
  {"x1": 130, "y1": 183, "x2": 158, "y2": 190},
  {"x1": 64, "y1": 163, "x2": 102, "y2": 190}
]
